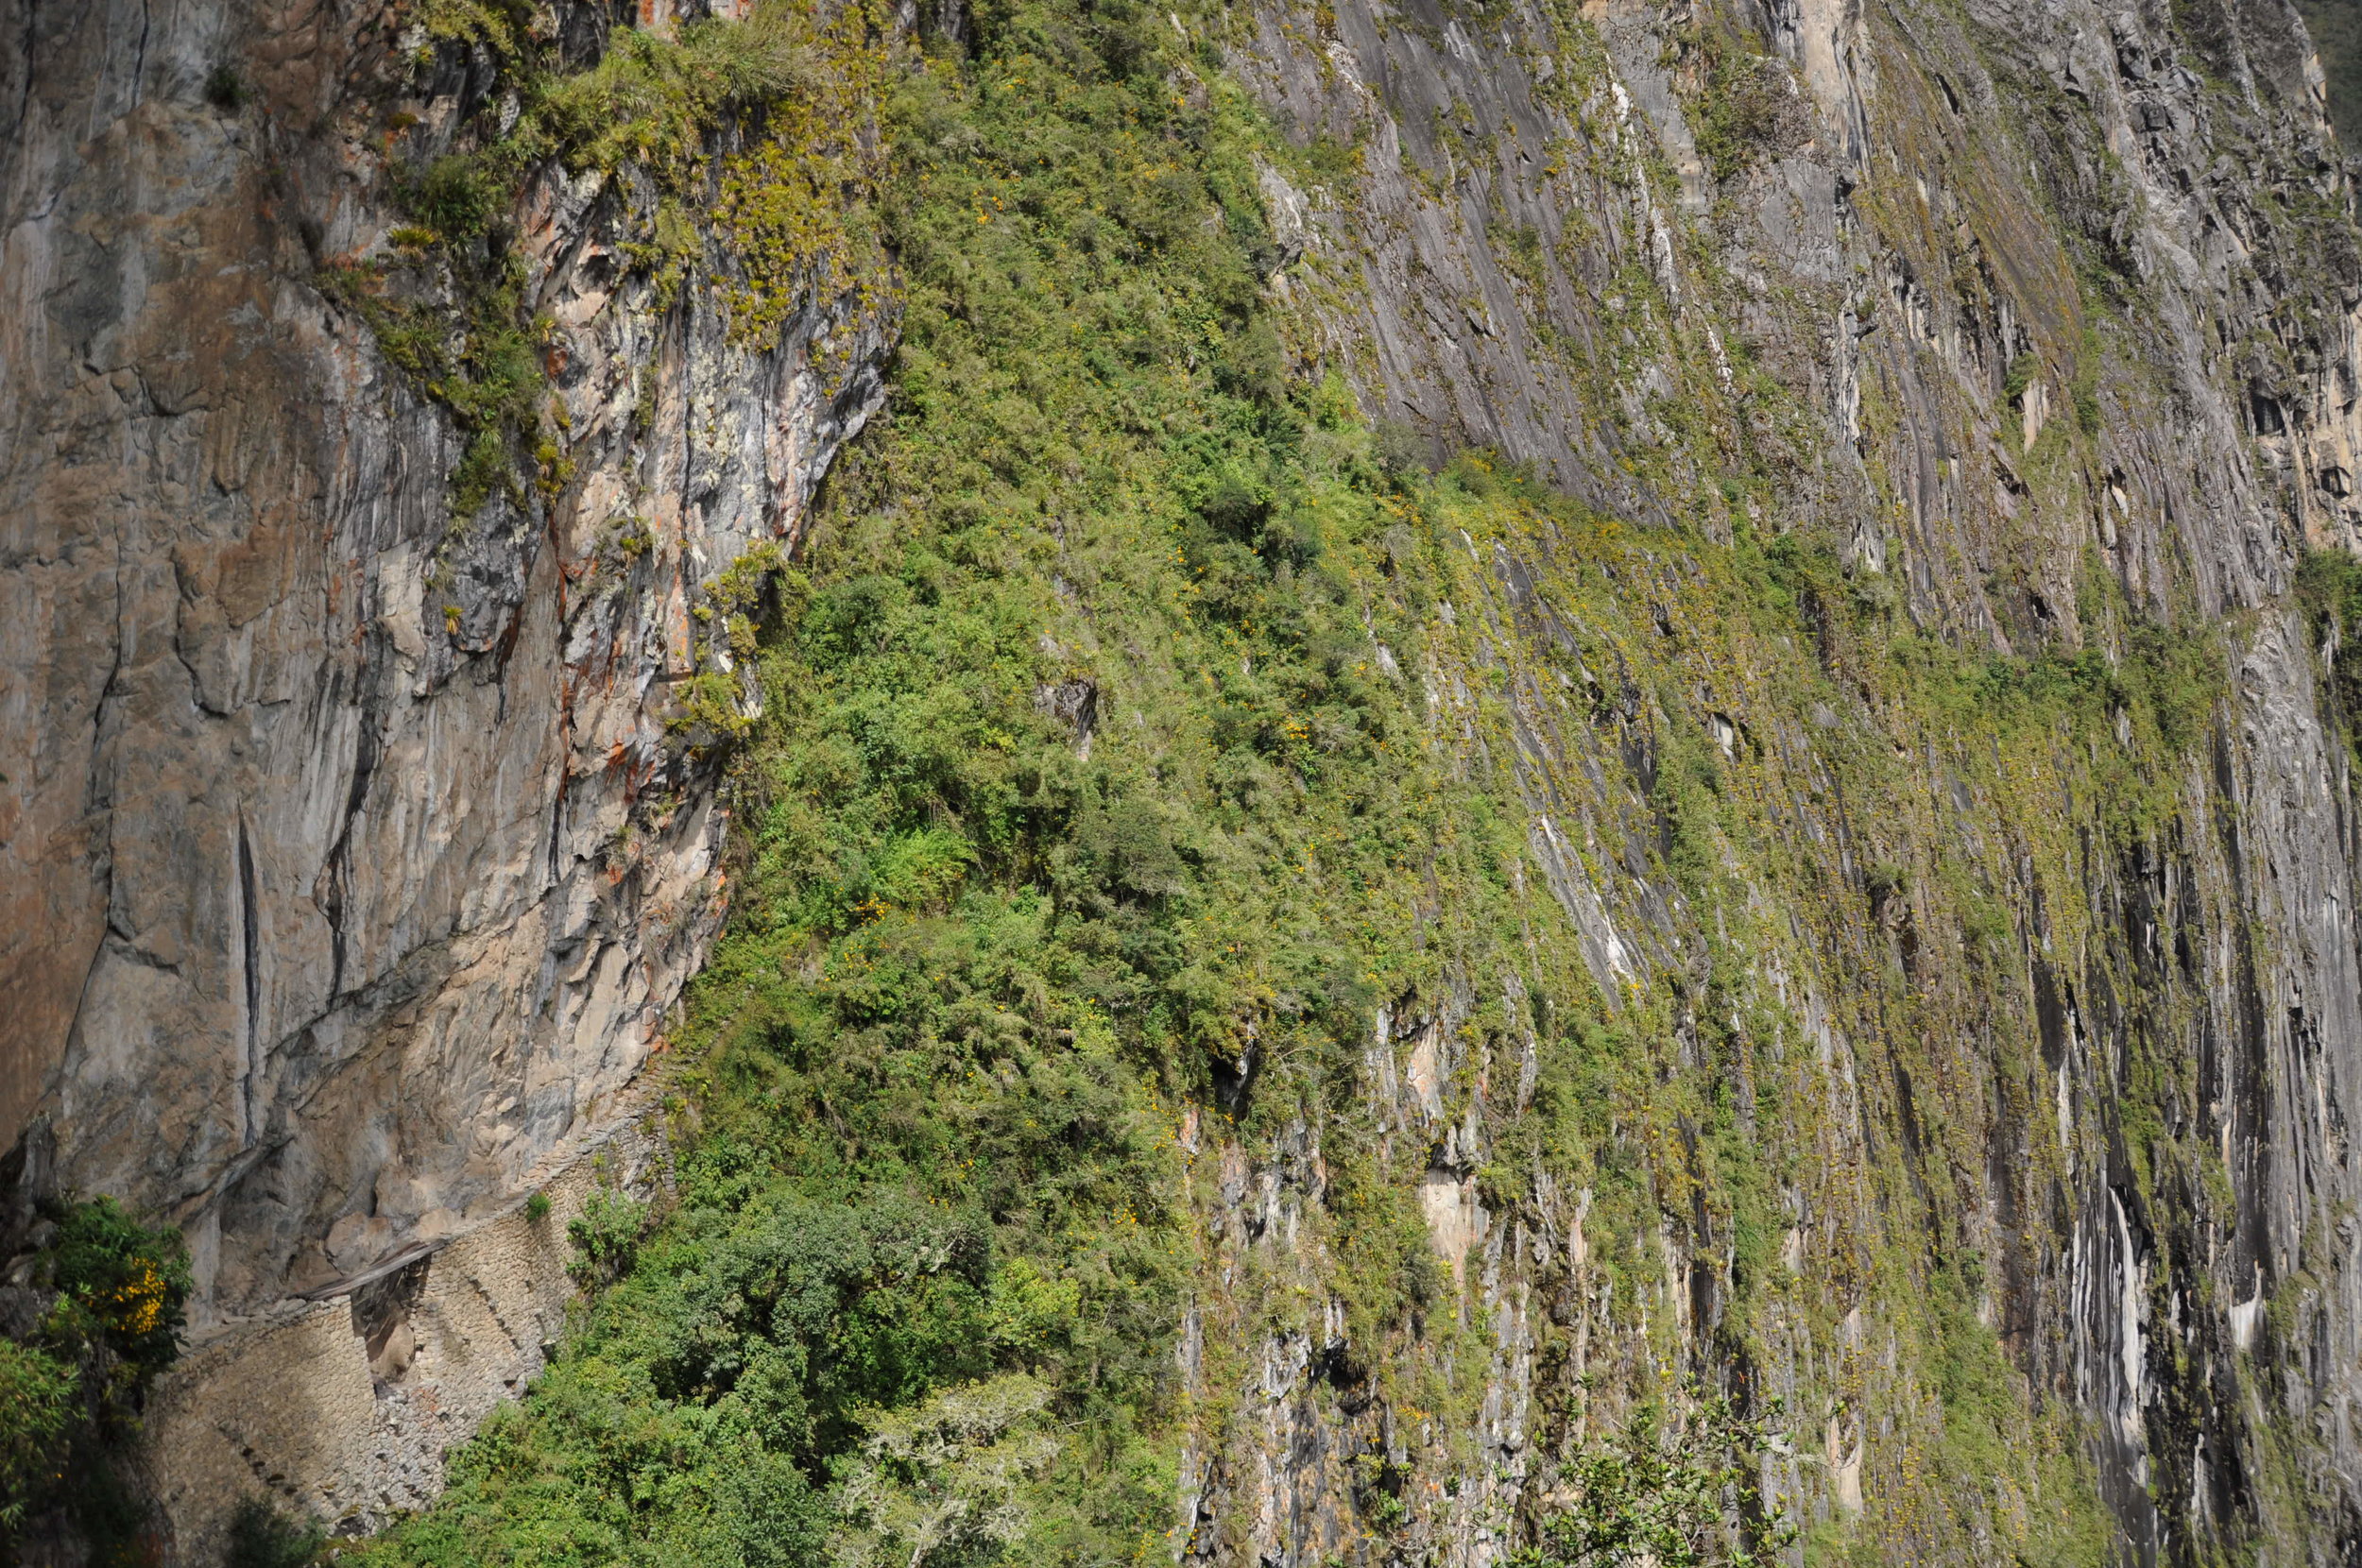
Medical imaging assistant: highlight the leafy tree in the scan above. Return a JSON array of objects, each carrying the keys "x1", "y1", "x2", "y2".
[
  {"x1": 0, "y1": 1195, "x2": 190, "y2": 1555},
  {"x1": 565, "y1": 1189, "x2": 649, "y2": 1289},
  {"x1": 50, "y1": 1195, "x2": 193, "y2": 1387}
]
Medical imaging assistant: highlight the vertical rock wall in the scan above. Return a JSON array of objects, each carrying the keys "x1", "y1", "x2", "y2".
[{"x1": 1, "y1": 0, "x2": 888, "y2": 1545}]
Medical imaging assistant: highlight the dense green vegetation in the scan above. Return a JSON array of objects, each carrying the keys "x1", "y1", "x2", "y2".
[
  {"x1": 1512, "y1": 1387, "x2": 1791, "y2": 1568},
  {"x1": 0, "y1": 0, "x2": 2334, "y2": 1559},
  {"x1": 0, "y1": 1197, "x2": 191, "y2": 1559}
]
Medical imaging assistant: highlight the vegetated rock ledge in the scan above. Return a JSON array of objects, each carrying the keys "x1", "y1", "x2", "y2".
[{"x1": 1, "y1": 0, "x2": 890, "y2": 1553}]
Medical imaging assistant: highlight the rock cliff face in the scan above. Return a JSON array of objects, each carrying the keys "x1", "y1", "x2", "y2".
[
  {"x1": 1, "y1": 0, "x2": 885, "y2": 1534},
  {"x1": 14, "y1": 0, "x2": 2362, "y2": 1561},
  {"x1": 1168, "y1": 0, "x2": 2362, "y2": 1563}
]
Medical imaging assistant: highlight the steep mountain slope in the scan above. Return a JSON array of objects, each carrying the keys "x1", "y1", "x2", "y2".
[
  {"x1": 10, "y1": 0, "x2": 2362, "y2": 1563},
  {"x1": 339, "y1": 0, "x2": 2362, "y2": 1562}
]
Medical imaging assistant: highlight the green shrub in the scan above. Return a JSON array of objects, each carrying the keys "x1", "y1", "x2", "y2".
[
  {"x1": 50, "y1": 1196, "x2": 192, "y2": 1389},
  {"x1": 564, "y1": 1188, "x2": 648, "y2": 1288},
  {"x1": 0, "y1": 1340, "x2": 77, "y2": 1530},
  {"x1": 2071, "y1": 349, "x2": 2103, "y2": 434},
  {"x1": 1686, "y1": 24, "x2": 1797, "y2": 181},
  {"x1": 402, "y1": 154, "x2": 506, "y2": 242},
  {"x1": 203, "y1": 64, "x2": 247, "y2": 111},
  {"x1": 2003, "y1": 350, "x2": 2042, "y2": 402}
]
